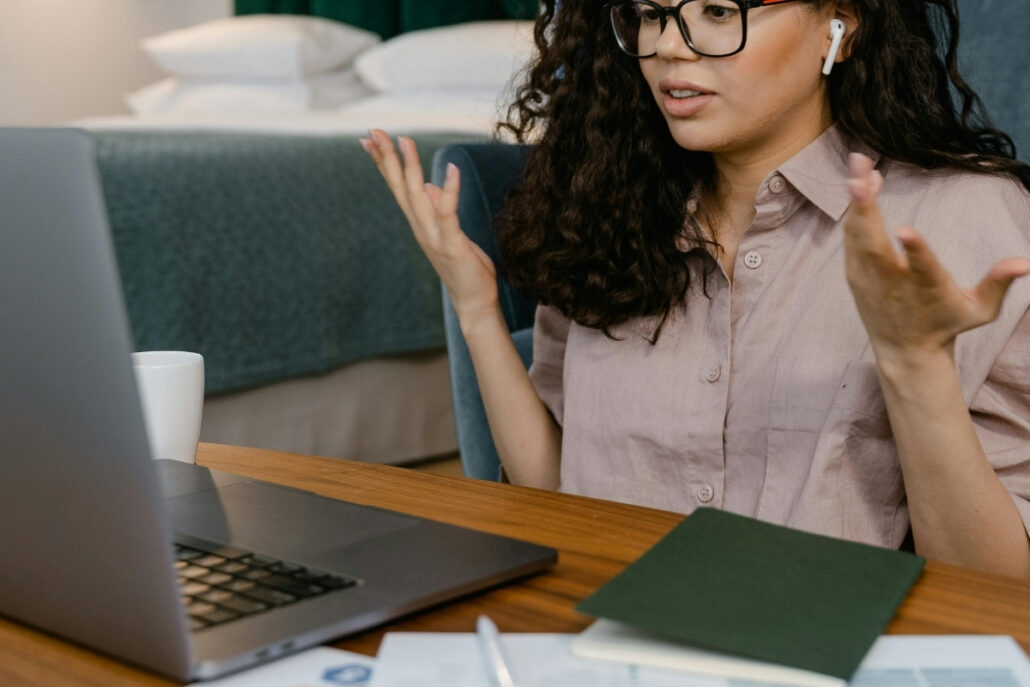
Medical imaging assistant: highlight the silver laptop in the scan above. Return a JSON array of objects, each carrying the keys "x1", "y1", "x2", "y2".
[{"x1": 0, "y1": 128, "x2": 556, "y2": 682}]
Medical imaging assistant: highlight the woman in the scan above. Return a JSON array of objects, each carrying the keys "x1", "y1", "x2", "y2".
[{"x1": 362, "y1": 0, "x2": 1030, "y2": 578}]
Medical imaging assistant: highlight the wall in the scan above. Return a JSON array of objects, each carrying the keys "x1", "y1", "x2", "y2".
[{"x1": 0, "y1": 0, "x2": 231, "y2": 126}]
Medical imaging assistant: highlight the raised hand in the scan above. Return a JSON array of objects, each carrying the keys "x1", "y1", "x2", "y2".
[
  {"x1": 361, "y1": 129, "x2": 500, "y2": 323},
  {"x1": 842, "y1": 152, "x2": 1030, "y2": 364}
]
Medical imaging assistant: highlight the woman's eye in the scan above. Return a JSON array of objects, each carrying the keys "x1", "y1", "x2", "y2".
[
  {"x1": 636, "y1": 6, "x2": 662, "y2": 23},
  {"x1": 702, "y1": 3, "x2": 739, "y2": 20}
]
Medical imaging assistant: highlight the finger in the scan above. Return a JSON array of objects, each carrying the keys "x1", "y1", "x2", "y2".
[
  {"x1": 895, "y1": 226, "x2": 949, "y2": 286},
  {"x1": 970, "y1": 257, "x2": 1030, "y2": 321},
  {"x1": 420, "y1": 164, "x2": 459, "y2": 215},
  {"x1": 437, "y1": 162, "x2": 461, "y2": 219},
  {"x1": 367, "y1": 130, "x2": 416, "y2": 220},
  {"x1": 423, "y1": 182, "x2": 443, "y2": 207},
  {"x1": 398, "y1": 137, "x2": 436, "y2": 225},
  {"x1": 843, "y1": 153, "x2": 896, "y2": 260}
]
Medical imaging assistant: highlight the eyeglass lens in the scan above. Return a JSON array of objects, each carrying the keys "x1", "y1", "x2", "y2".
[{"x1": 610, "y1": 0, "x2": 745, "y2": 57}]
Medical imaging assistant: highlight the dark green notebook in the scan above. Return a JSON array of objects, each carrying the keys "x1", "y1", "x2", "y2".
[{"x1": 576, "y1": 508, "x2": 925, "y2": 681}]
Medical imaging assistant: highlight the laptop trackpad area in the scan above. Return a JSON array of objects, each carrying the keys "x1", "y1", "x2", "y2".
[{"x1": 165, "y1": 481, "x2": 419, "y2": 562}]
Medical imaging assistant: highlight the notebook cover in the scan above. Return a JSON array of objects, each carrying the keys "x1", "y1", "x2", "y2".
[{"x1": 576, "y1": 508, "x2": 925, "y2": 680}]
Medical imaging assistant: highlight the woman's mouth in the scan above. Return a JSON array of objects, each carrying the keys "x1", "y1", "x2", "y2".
[
  {"x1": 662, "y1": 90, "x2": 715, "y2": 117},
  {"x1": 659, "y1": 80, "x2": 715, "y2": 117}
]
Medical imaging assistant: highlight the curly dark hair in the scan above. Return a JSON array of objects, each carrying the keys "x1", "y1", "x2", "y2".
[{"x1": 496, "y1": 0, "x2": 1030, "y2": 339}]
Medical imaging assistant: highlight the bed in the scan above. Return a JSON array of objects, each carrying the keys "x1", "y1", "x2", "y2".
[{"x1": 73, "y1": 1, "x2": 538, "y2": 465}]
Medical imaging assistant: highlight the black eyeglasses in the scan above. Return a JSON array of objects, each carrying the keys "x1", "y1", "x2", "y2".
[{"x1": 606, "y1": 0, "x2": 800, "y2": 58}]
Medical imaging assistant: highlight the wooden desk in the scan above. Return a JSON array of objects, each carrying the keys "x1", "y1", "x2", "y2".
[{"x1": 2, "y1": 443, "x2": 1029, "y2": 686}]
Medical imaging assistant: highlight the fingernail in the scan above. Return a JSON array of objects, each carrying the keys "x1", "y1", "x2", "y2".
[
  {"x1": 359, "y1": 138, "x2": 372, "y2": 153},
  {"x1": 446, "y1": 162, "x2": 458, "y2": 181}
]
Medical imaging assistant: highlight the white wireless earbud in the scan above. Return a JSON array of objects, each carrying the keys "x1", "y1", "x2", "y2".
[{"x1": 822, "y1": 19, "x2": 847, "y2": 76}]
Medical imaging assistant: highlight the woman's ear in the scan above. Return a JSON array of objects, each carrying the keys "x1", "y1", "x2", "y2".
[{"x1": 832, "y1": 1, "x2": 861, "y2": 61}]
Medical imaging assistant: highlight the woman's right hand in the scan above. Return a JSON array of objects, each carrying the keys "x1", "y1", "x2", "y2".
[{"x1": 361, "y1": 129, "x2": 499, "y2": 323}]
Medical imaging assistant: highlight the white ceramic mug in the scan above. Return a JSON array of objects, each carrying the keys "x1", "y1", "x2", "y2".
[{"x1": 132, "y1": 351, "x2": 205, "y2": 464}]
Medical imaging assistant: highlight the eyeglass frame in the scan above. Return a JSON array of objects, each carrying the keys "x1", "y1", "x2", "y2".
[{"x1": 605, "y1": 0, "x2": 801, "y2": 59}]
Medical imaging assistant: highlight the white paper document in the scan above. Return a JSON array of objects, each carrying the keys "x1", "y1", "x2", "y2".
[
  {"x1": 368, "y1": 632, "x2": 1030, "y2": 687},
  {"x1": 192, "y1": 646, "x2": 375, "y2": 687},
  {"x1": 369, "y1": 633, "x2": 712, "y2": 686}
]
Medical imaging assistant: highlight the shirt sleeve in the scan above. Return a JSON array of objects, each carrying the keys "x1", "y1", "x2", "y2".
[
  {"x1": 528, "y1": 304, "x2": 571, "y2": 427},
  {"x1": 970, "y1": 305, "x2": 1030, "y2": 537}
]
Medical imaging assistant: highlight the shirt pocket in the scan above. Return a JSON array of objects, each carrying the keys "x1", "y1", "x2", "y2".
[{"x1": 763, "y1": 358, "x2": 904, "y2": 546}]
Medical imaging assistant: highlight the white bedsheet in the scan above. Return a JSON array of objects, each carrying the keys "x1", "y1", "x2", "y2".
[{"x1": 73, "y1": 90, "x2": 515, "y2": 138}]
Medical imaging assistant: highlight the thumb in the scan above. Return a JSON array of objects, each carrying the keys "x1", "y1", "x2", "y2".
[
  {"x1": 469, "y1": 241, "x2": 497, "y2": 277},
  {"x1": 970, "y1": 257, "x2": 1030, "y2": 320}
]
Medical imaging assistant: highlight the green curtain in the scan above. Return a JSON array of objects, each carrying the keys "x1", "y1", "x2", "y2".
[
  {"x1": 234, "y1": 0, "x2": 310, "y2": 15},
  {"x1": 310, "y1": 0, "x2": 397, "y2": 38},
  {"x1": 234, "y1": 0, "x2": 538, "y2": 39}
]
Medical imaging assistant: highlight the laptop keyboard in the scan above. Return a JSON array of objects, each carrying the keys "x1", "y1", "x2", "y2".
[{"x1": 175, "y1": 540, "x2": 358, "y2": 632}]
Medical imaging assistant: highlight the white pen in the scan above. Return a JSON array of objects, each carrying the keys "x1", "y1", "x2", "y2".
[{"x1": 476, "y1": 614, "x2": 520, "y2": 687}]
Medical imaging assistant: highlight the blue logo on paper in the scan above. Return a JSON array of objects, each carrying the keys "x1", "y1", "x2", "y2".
[{"x1": 323, "y1": 664, "x2": 372, "y2": 685}]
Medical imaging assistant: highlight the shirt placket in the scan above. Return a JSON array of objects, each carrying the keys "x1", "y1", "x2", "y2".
[
  {"x1": 693, "y1": 174, "x2": 803, "y2": 510},
  {"x1": 689, "y1": 267, "x2": 732, "y2": 509},
  {"x1": 731, "y1": 173, "x2": 801, "y2": 330}
]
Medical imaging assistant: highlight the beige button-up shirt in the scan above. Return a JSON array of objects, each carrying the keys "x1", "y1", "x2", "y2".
[{"x1": 529, "y1": 126, "x2": 1030, "y2": 549}]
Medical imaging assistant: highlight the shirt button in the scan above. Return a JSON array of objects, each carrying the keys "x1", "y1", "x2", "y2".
[
  {"x1": 697, "y1": 484, "x2": 714, "y2": 503},
  {"x1": 769, "y1": 175, "x2": 786, "y2": 193},
  {"x1": 703, "y1": 364, "x2": 721, "y2": 383},
  {"x1": 743, "y1": 251, "x2": 762, "y2": 269}
]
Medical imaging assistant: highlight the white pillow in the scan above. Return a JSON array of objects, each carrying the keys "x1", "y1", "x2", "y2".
[
  {"x1": 354, "y1": 20, "x2": 536, "y2": 92},
  {"x1": 142, "y1": 15, "x2": 381, "y2": 79},
  {"x1": 126, "y1": 70, "x2": 374, "y2": 117}
]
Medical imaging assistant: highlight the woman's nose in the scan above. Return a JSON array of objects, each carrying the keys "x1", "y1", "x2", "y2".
[{"x1": 654, "y1": 18, "x2": 701, "y2": 60}]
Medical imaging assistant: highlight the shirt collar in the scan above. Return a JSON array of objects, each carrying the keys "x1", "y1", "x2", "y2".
[{"x1": 777, "y1": 124, "x2": 880, "y2": 222}]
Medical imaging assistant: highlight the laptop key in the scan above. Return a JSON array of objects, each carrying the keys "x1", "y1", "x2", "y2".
[
  {"x1": 187, "y1": 601, "x2": 217, "y2": 616},
  {"x1": 266, "y1": 562, "x2": 302, "y2": 574},
  {"x1": 308, "y1": 574, "x2": 355, "y2": 590},
  {"x1": 215, "y1": 560, "x2": 249, "y2": 575},
  {"x1": 243, "y1": 586, "x2": 296, "y2": 606},
  {"x1": 242, "y1": 554, "x2": 278, "y2": 567},
  {"x1": 198, "y1": 589, "x2": 234, "y2": 604},
  {"x1": 175, "y1": 547, "x2": 203, "y2": 561},
  {"x1": 241, "y1": 568, "x2": 271, "y2": 581},
  {"x1": 193, "y1": 555, "x2": 226, "y2": 568},
  {"x1": 205, "y1": 544, "x2": 252, "y2": 560},
  {"x1": 181, "y1": 581, "x2": 211, "y2": 596},
  {"x1": 198, "y1": 572, "x2": 233, "y2": 586},
  {"x1": 188, "y1": 617, "x2": 208, "y2": 631},
  {"x1": 223, "y1": 579, "x2": 256, "y2": 593},
  {"x1": 218, "y1": 596, "x2": 268, "y2": 616},
  {"x1": 180, "y1": 565, "x2": 210, "y2": 579},
  {"x1": 259, "y1": 575, "x2": 323, "y2": 598},
  {"x1": 197, "y1": 608, "x2": 240, "y2": 625}
]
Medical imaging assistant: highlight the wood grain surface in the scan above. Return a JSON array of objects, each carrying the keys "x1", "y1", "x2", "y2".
[{"x1": 1, "y1": 443, "x2": 1027, "y2": 686}]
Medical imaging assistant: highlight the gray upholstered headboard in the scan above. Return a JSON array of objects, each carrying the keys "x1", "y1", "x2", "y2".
[
  {"x1": 234, "y1": 0, "x2": 538, "y2": 40},
  {"x1": 955, "y1": 0, "x2": 1029, "y2": 161}
]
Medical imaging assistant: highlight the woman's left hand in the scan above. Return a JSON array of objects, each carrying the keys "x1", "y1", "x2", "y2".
[{"x1": 842, "y1": 153, "x2": 1030, "y2": 365}]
